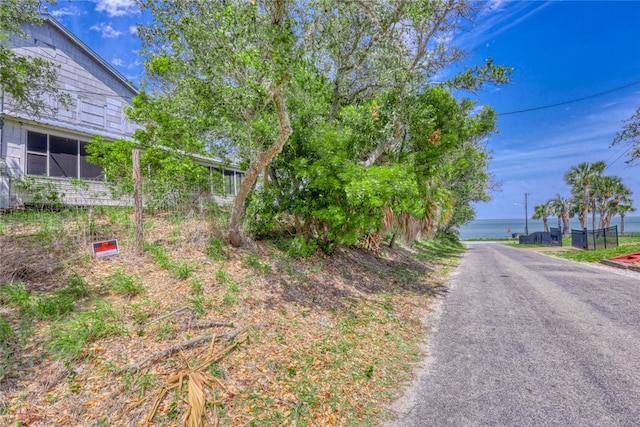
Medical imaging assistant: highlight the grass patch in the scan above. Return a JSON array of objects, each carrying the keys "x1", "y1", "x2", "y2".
[
  {"x1": 206, "y1": 236, "x2": 228, "y2": 261},
  {"x1": 0, "y1": 274, "x2": 91, "y2": 320},
  {"x1": 47, "y1": 302, "x2": 127, "y2": 361},
  {"x1": 102, "y1": 269, "x2": 145, "y2": 297},
  {"x1": 145, "y1": 243, "x2": 193, "y2": 279},
  {"x1": 551, "y1": 241, "x2": 640, "y2": 262},
  {"x1": 244, "y1": 252, "x2": 272, "y2": 274},
  {"x1": 414, "y1": 236, "x2": 465, "y2": 264}
]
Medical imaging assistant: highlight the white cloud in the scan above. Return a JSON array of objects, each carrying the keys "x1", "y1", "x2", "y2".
[
  {"x1": 89, "y1": 22, "x2": 123, "y2": 38},
  {"x1": 457, "y1": 1, "x2": 552, "y2": 50},
  {"x1": 129, "y1": 25, "x2": 139, "y2": 36},
  {"x1": 93, "y1": 0, "x2": 139, "y2": 17},
  {"x1": 127, "y1": 59, "x2": 142, "y2": 69},
  {"x1": 112, "y1": 58, "x2": 124, "y2": 67},
  {"x1": 50, "y1": 6, "x2": 85, "y2": 18}
]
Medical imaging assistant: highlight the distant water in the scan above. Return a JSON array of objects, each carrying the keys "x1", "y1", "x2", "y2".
[{"x1": 457, "y1": 216, "x2": 640, "y2": 240}]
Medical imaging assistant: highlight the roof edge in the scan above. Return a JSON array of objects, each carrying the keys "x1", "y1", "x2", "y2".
[{"x1": 41, "y1": 14, "x2": 139, "y2": 96}]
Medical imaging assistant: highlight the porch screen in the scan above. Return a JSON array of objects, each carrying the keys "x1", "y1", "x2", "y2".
[{"x1": 26, "y1": 131, "x2": 103, "y2": 179}]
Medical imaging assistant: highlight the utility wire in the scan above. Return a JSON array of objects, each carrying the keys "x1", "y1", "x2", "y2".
[{"x1": 498, "y1": 80, "x2": 640, "y2": 116}]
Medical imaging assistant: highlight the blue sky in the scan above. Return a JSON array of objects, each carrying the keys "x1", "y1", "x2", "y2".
[{"x1": 45, "y1": 1, "x2": 640, "y2": 220}]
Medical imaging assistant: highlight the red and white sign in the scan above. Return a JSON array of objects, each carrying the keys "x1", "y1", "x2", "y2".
[{"x1": 92, "y1": 239, "x2": 120, "y2": 257}]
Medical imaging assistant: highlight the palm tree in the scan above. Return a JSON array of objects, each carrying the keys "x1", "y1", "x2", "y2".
[
  {"x1": 532, "y1": 203, "x2": 551, "y2": 232},
  {"x1": 592, "y1": 175, "x2": 632, "y2": 229},
  {"x1": 549, "y1": 194, "x2": 573, "y2": 236},
  {"x1": 616, "y1": 203, "x2": 636, "y2": 236},
  {"x1": 564, "y1": 161, "x2": 606, "y2": 229}
]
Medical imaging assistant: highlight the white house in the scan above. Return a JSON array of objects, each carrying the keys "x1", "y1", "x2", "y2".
[{"x1": 0, "y1": 15, "x2": 244, "y2": 209}]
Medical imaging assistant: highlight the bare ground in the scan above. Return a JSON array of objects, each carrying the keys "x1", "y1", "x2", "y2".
[{"x1": 0, "y1": 212, "x2": 454, "y2": 426}]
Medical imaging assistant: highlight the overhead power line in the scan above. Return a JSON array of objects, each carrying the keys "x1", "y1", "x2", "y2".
[{"x1": 498, "y1": 80, "x2": 640, "y2": 116}]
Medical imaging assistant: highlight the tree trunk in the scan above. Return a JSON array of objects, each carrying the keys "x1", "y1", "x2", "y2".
[
  {"x1": 227, "y1": 86, "x2": 292, "y2": 247},
  {"x1": 562, "y1": 214, "x2": 570, "y2": 237},
  {"x1": 621, "y1": 213, "x2": 626, "y2": 236},
  {"x1": 582, "y1": 185, "x2": 589, "y2": 229},
  {"x1": 360, "y1": 115, "x2": 406, "y2": 167}
]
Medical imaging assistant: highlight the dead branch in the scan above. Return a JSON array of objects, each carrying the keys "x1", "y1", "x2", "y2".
[
  {"x1": 127, "y1": 323, "x2": 266, "y2": 372},
  {"x1": 127, "y1": 330, "x2": 240, "y2": 372},
  {"x1": 144, "y1": 306, "x2": 193, "y2": 328},
  {"x1": 188, "y1": 320, "x2": 235, "y2": 330}
]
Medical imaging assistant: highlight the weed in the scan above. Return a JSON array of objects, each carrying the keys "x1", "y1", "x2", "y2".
[
  {"x1": 129, "y1": 304, "x2": 150, "y2": 324},
  {"x1": 364, "y1": 364, "x2": 374, "y2": 379},
  {"x1": 145, "y1": 243, "x2": 172, "y2": 269},
  {"x1": 190, "y1": 278, "x2": 203, "y2": 294},
  {"x1": 208, "y1": 363, "x2": 226, "y2": 378},
  {"x1": 103, "y1": 269, "x2": 145, "y2": 297},
  {"x1": 0, "y1": 282, "x2": 32, "y2": 312},
  {"x1": 222, "y1": 278, "x2": 239, "y2": 306},
  {"x1": 174, "y1": 262, "x2": 193, "y2": 280},
  {"x1": 215, "y1": 268, "x2": 230, "y2": 284},
  {"x1": 244, "y1": 252, "x2": 272, "y2": 274},
  {"x1": 47, "y1": 302, "x2": 126, "y2": 361},
  {"x1": 154, "y1": 322, "x2": 176, "y2": 342},
  {"x1": 62, "y1": 273, "x2": 90, "y2": 299},
  {"x1": 32, "y1": 293, "x2": 75, "y2": 319},
  {"x1": 0, "y1": 316, "x2": 14, "y2": 342},
  {"x1": 103, "y1": 207, "x2": 133, "y2": 228},
  {"x1": 135, "y1": 373, "x2": 158, "y2": 399},
  {"x1": 188, "y1": 294, "x2": 207, "y2": 316},
  {"x1": 187, "y1": 278, "x2": 208, "y2": 315},
  {"x1": 206, "y1": 237, "x2": 227, "y2": 261}
]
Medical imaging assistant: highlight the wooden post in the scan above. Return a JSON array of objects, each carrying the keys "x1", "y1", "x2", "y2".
[{"x1": 133, "y1": 149, "x2": 143, "y2": 255}]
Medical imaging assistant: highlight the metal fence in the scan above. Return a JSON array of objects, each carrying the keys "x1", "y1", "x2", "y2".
[
  {"x1": 549, "y1": 227, "x2": 563, "y2": 246},
  {"x1": 571, "y1": 225, "x2": 618, "y2": 250},
  {"x1": 518, "y1": 228, "x2": 563, "y2": 246},
  {"x1": 519, "y1": 231, "x2": 552, "y2": 245}
]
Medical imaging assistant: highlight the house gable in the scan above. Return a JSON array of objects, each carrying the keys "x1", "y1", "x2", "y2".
[{"x1": 6, "y1": 15, "x2": 138, "y2": 137}]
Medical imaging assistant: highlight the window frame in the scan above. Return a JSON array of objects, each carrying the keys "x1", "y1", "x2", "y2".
[{"x1": 25, "y1": 131, "x2": 103, "y2": 180}]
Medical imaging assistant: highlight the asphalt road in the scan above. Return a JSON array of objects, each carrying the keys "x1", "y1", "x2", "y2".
[{"x1": 388, "y1": 242, "x2": 640, "y2": 427}]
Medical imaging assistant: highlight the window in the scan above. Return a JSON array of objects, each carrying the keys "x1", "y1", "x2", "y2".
[
  {"x1": 207, "y1": 167, "x2": 244, "y2": 196},
  {"x1": 80, "y1": 100, "x2": 105, "y2": 127},
  {"x1": 49, "y1": 136, "x2": 78, "y2": 177},
  {"x1": 26, "y1": 131, "x2": 103, "y2": 180},
  {"x1": 223, "y1": 169, "x2": 235, "y2": 195}
]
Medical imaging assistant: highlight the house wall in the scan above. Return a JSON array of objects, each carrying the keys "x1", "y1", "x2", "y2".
[
  {"x1": 7, "y1": 20, "x2": 137, "y2": 138},
  {"x1": 2, "y1": 17, "x2": 244, "y2": 210}
]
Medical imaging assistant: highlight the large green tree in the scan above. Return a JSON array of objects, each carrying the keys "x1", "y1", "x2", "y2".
[
  {"x1": 114, "y1": 0, "x2": 509, "y2": 247},
  {"x1": 0, "y1": 0, "x2": 68, "y2": 116}
]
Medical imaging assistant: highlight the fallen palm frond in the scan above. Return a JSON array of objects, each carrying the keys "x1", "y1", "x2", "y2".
[{"x1": 139, "y1": 332, "x2": 251, "y2": 427}]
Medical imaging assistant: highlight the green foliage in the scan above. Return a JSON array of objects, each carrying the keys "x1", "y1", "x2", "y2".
[
  {"x1": 85, "y1": 135, "x2": 216, "y2": 209},
  {"x1": 276, "y1": 235, "x2": 318, "y2": 258},
  {"x1": 187, "y1": 277, "x2": 208, "y2": 316},
  {"x1": 0, "y1": 282, "x2": 31, "y2": 312},
  {"x1": 612, "y1": 107, "x2": 640, "y2": 164},
  {"x1": 47, "y1": 302, "x2": 126, "y2": 361},
  {"x1": 1, "y1": 274, "x2": 91, "y2": 320},
  {"x1": 1, "y1": 0, "x2": 70, "y2": 116},
  {"x1": 0, "y1": 316, "x2": 14, "y2": 342},
  {"x1": 103, "y1": 269, "x2": 145, "y2": 297},
  {"x1": 244, "y1": 253, "x2": 272, "y2": 274},
  {"x1": 145, "y1": 243, "x2": 172, "y2": 269},
  {"x1": 206, "y1": 237, "x2": 228, "y2": 261},
  {"x1": 12, "y1": 176, "x2": 65, "y2": 209},
  {"x1": 125, "y1": 1, "x2": 508, "y2": 248}
]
